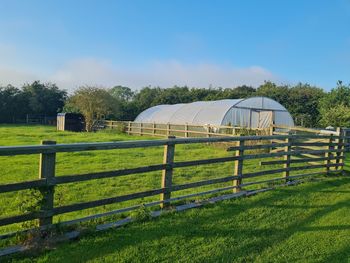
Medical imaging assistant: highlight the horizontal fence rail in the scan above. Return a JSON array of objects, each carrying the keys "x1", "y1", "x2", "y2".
[
  {"x1": 0, "y1": 131, "x2": 348, "y2": 236},
  {"x1": 272, "y1": 124, "x2": 341, "y2": 135},
  {"x1": 105, "y1": 120, "x2": 271, "y2": 138}
]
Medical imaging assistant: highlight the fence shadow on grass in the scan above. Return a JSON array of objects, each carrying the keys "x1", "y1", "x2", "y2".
[{"x1": 7, "y1": 176, "x2": 349, "y2": 263}]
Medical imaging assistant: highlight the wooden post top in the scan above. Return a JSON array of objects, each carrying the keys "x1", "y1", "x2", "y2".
[{"x1": 41, "y1": 140, "x2": 56, "y2": 145}]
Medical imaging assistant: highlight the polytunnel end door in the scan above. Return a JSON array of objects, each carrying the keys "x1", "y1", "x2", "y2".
[{"x1": 258, "y1": 111, "x2": 273, "y2": 128}]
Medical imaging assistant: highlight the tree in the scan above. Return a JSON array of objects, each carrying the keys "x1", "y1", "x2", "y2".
[
  {"x1": 189, "y1": 87, "x2": 220, "y2": 101},
  {"x1": 319, "y1": 81, "x2": 350, "y2": 127},
  {"x1": 255, "y1": 81, "x2": 328, "y2": 127},
  {"x1": 319, "y1": 104, "x2": 350, "y2": 127},
  {"x1": 65, "y1": 86, "x2": 119, "y2": 131},
  {"x1": 217, "y1": 85, "x2": 256, "y2": 99},
  {"x1": 0, "y1": 81, "x2": 67, "y2": 123},
  {"x1": 153, "y1": 86, "x2": 193, "y2": 105},
  {"x1": 256, "y1": 81, "x2": 290, "y2": 106},
  {"x1": 319, "y1": 81, "x2": 350, "y2": 109},
  {"x1": 109, "y1": 86, "x2": 136, "y2": 121},
  {"x1": 288, "y1": 83, "x2": 325, "y2": 127},
  {"x1": 133, "y1": 87, "x2": 162, "y2": 113},
  {"x1": 109, "y1": 86, "x2": 134, "y2": 102},
  {"x1": 22, "y1": 81, "x2": 67, "y2": 116},
  {"x1": 0, "y1": 85, "x2": 28, "y2": 123}
]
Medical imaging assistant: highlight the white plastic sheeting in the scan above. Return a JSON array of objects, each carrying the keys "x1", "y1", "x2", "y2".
[{"x1": 134, "y1": 97, "x2": 294, "y2": 128}]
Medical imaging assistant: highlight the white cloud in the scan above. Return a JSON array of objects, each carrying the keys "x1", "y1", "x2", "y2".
[
  {"x1": 50, "y1": 58, "x2": 277, "y2": 91},
  {"x1": 0, "y1": 55, "x2": 277, "y2": 91},
  {"x1": 0, "y1": 66, "x2": 38, "y2": 86},
  {"x1": 0, "y1": 44, "x2": 39, "y2": 86}
]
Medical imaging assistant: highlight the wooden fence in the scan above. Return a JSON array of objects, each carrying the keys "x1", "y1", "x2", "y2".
[
  {"x1": 105, "y1": 120, "x2": 270, "y2": 137},
  {"x1": 105, "y1": 121, "x2": 349, "y2": 139},
  {"x1": 26, "y1": 114, "x2": 56, "y2": 125},
  {"x1": 0, "y1": 132, "x2": 347, "y2": 237},
  {"x1": 271, "y1": 125, "x2": 350, "y2": 153},
  {"x1": 271, "y1": 124, "x2": 341, "y2": 136}
]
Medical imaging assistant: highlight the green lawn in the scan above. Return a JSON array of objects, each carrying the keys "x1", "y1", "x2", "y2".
[
  {"x1": 0, "y1": 125, "x2": 292, "y2": 235},
  {"x1": 5, "y1": 176, "x2": 350, "y2": 263},
  {"x1": 0, "y1": 125, "x2": 349, "y2": 262}
]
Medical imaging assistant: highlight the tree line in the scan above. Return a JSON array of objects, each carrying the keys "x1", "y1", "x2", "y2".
[
  {"x1": 0, "y1": 81, "x2": 67, "y2": 123},
  {"x1": 1, "y1": 80, "x2": 350, "y2": 129}
]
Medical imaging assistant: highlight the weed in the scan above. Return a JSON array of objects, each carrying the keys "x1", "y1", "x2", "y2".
[{"x1": 131, "y1": 204, "x2": 152, "y2": 222}]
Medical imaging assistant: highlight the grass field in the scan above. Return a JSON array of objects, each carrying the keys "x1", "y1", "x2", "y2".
[
  {"x1": 0, "y1": 125, "x2": 292, "y2": 235},
  {"x1": 0, "y1": 125, "x2": 349, "y2": 262},
  {"x1": 5, "y1": 176, "x2": 350, "y2": 262}
]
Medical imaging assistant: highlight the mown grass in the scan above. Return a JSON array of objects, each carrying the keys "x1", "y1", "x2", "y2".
[
  {"x1": 5, "y1": 176, "x2": 350, "y2": 262},
  {"x1": 0, "y1": 125, "x2": 294, "y2": 235},
  {"x1": 0, "y1": 124, "x2": 348, "y2": 262}
]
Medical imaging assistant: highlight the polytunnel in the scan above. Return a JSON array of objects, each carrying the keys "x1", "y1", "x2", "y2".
[{"x1": 134, "y1": 97, "x2": 294, "y2": 128}]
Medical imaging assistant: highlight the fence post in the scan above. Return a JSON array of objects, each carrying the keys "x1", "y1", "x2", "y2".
[
  {"x1": 233, "y1": 138, "x2": 244, "y2": 193},
  {"x1": 140, "y1": 123, "x2": 143, "y2": 136},
  {"x1": 39, "y1": 140, "x2": 56, "y2": 227},
  {"x1": 153, "y1": 122, "x2": 156, "y2": 136},
  {"x1": 325, "y1": 134, "x2": 334, "y2": 175},
  {"x1": 185, "y1": 123, "x2": 188, "y2": 138},
  {"x1": 167, "y1": 123, "x2": 170, "y2": 137},
  {"x1": 335, "y1": 127, "x2": 344, "y2": 172},
  {"x1": 127, "y1": 121, "x2": 131, "y2": 135},
  {"x1": 283, "y1": 137, "x2": 292, "y2": 182},
  {"x1": 160, "y1": 136, "x2": 175, "y2": 208}
]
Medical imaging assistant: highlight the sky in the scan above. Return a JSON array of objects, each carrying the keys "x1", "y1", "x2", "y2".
[{"x1": 0, "y1": 0, "x2": 349, "y2": 92}]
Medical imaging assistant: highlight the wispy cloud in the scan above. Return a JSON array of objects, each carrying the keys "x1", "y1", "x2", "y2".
[
  {"x1": 0, "y1": 66, "x2": 38, "y2": 86},
  {"x1": 50, "y1": 58, "x2": 277, "y2": 91},
  {"x1": 0, "y1": 55, "x2": 277, "y2": 91}
]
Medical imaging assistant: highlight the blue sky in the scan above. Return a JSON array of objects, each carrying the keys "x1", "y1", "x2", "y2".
[{"x1": 0, "y1": 0, "x2": 349, "y2": 91}]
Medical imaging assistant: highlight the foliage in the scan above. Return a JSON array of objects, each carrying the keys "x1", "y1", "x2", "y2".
[
  {"x1": 109, "y1": 85, "x2": 135, "y2": 102},
  {"x1": 107, "y1": 82, "x2": 327, "y2": 127},
  {"x1": 256, "y1": 81, "x2": 325, "y2": 127},
  {"x1": 132, "y1": 86, "x2": 162, "y2": 113},
  {"x1": 131, "y1": 85, "x2": 256, "y2": 116},
  {"x1": 287, "y1": 83, "x2": 325, "y2": 127},
  {"x1": 319, "y1": 81, "x2": 350, "y2": 127},
  {"x1": 108, "y1": 86, "x2": 137, "y2": 121},
  {"x1": 1, "y1": 79, "x2": 349, "y2": 128},
  {"x1": 0, "y1": 85, "x2": 26, "y2": 123},
  {"x1": 319, "y1": 104, "x2": 350, "y2": 127},
  {"x1": 22, "y1": 81, "x2": 67, "y2": 116},
  {"x1": 0, "y1": 81, "x2": 66, "y2": 123},
  {"x1": 131, "y1": 204, "x2": 152, "y2": 222},
  {"x1": 256, "y1": 81, "x2": 290, "y2": 103},
  {"x1": 319, "y1": 81, "x2": 350, "y2": 109},
  {"x1": 65, "y1": 86, "x2": 119, "y2": 131}
]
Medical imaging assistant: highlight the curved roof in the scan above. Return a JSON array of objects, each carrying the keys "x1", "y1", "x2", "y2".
[{"x1": 134, "y1": 97, "x2": 293, "y2": 126}]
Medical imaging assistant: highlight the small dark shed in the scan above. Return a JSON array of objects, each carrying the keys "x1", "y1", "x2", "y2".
[{"x1": 57, "y1": 113, "x2": 85, "y2": 132}]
